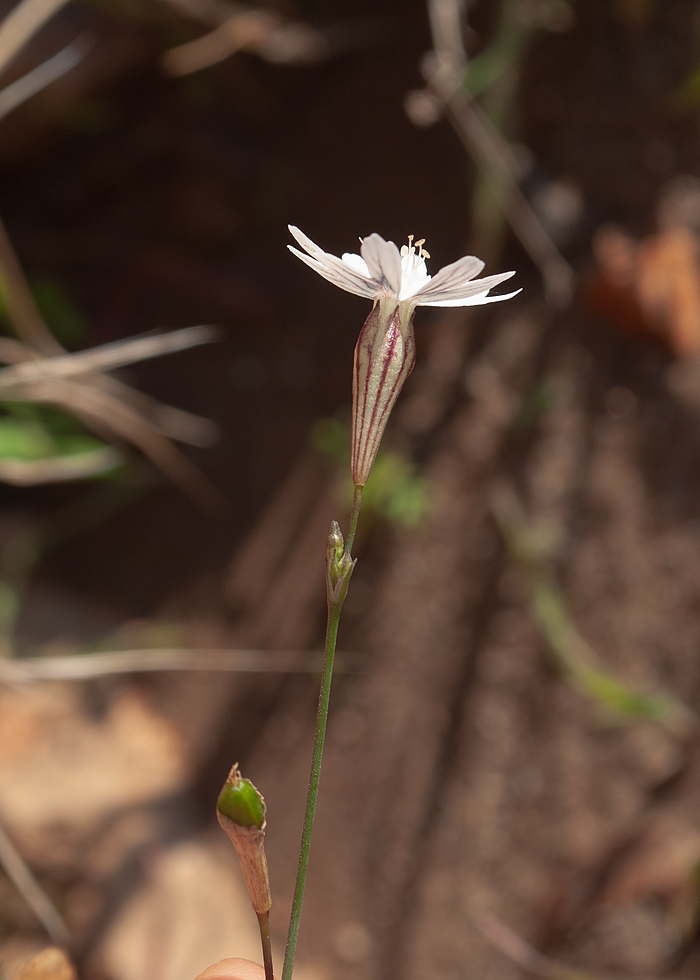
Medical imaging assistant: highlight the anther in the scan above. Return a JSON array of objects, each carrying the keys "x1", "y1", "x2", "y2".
[{"x1": 414, "y1": 238, "x2": 430, "y2": 259}]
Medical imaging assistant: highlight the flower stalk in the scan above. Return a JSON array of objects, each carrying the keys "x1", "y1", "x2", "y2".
[{"x1": 281, "y1": 519, "x2": 357, "y2": 980}]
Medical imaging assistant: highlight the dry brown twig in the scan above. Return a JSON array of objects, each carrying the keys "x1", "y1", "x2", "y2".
[
  {"x1": 161, "y1": 3, "x2": 329, "y2": 75},
  {"x1": 417, "y1": 0, "x2": 574, "y2": 308}
]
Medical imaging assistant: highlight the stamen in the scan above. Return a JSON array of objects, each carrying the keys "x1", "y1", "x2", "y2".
[{"x1": 414, "y1": 238, "x2": 430, "y2": 259}]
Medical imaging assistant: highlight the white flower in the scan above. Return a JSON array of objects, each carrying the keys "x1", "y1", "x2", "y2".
[
  {"x1": 287, "y1": 225, "x2": 519, "y2": 487},
  {"x1": 287, "y1": 225, "x2": 519, "y2": 308}
]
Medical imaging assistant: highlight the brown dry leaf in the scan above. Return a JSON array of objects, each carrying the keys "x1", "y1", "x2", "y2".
[
  {"x1": 586, "y1": 225, "x2": 700, "y2": 357},
  {"x1": 14, "y1": 947, "x2": 76, "y2": 980}
]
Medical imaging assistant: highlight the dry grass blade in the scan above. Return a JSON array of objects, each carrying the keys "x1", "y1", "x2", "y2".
[
  {"x1": 0, "y1": 648, "x2": 343, "y2": 682},
  {"x1": 0, "y1": 0, "x2": 74, "y2": 78},
  {"x1": 93, "y1": 376, "x2": 218, "y2": 446},
  {"x1": 0, "y1": 215, "x2": 63, "y2": 355},
  {"x1": 0, "y1": 323, "x2": 217, "y2": 446},
  {"x1": 0, "y1": 34, "x2": 89, "y2": 121},
  {"x1": 0, "y1": 325, "x2": 218, "y2": 388},
  {"x1": 18, "y1": 376, "x2": 223, "y2": 509},
  {"x1": 0, "y1": 336, "x2": 34, "y2": 364},
  {"x1": 0, "y1": 216, "x2": 220, "y2": 499},
  {"x1": 0, "y1": 445, "x2": 123, "y2": 484},
  {"x1": 0, "y1": 819, "x2": 71, "y2": 946}
]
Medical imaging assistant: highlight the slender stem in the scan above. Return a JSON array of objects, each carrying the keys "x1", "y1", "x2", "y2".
[
  {"x1": 257, "y1": 910, "x2": 275, "y2": 980},
  {"x1": 281, "y1": 494, "x2": 363, "y2": 980},
  {"x1": 344, "y1": 485, "x2": 364, "y2": 556},
  {"x1": 281, "y1": 597, "x2": 342, "y2": 980}
]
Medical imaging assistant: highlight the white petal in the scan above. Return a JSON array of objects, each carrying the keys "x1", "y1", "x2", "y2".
[
  {"x1": 416, "y1": 270, "x2": 516, "y2": 306},
  {"x1": 413, "y1": 254, "x2": 485, "y2": 300},
  {"x1": 288, "y1": 225, "x2": 330, "y2": 262},
  {"x1": 342, "y1": 252, "x2": 371, "y2": 277},
  {"x1": 287, "y1": 246, "x2": 378, "y2": 299},
  {"x1": 419, "y1": 286, "x2": 522, "y2": 308},
  {"x1": 360, "y1": 234, "x2": 402, "y2": 295},
  {"x1": 287, "y1": 225, "x2": 379, "y2": 298}
]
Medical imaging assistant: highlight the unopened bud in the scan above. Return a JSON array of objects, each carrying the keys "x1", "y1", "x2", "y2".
[
  {"x1": 326, "y1": 520, "x2": 355, "y2": 605},
  {"x1": 351, "y1": 301, "x2": 416, "y2": 487},
  {"x1": 217, "y1": 764, "x2": 271, "y2": 914},
  {"x1": 327, "y1": 521, "x2": 344, "y2": 571}
]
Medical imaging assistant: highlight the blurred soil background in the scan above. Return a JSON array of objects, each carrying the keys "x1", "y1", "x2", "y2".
[{"x1": 2, "y1": 1, "x2": 700, "y2": 980}]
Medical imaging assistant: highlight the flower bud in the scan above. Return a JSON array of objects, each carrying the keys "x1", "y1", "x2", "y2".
[
  {"x1": 217, "y1": 765, "x2": 271, "y2": 914},
  {"x1": 327, "y1": 521, "x2": 344, "y2": 576},
  {"x1": 351, "y1": 301, "x2": 416, "y2": 487},
  {"x1": 326, "y1": 520, "x2": 355, "y2": 605}
]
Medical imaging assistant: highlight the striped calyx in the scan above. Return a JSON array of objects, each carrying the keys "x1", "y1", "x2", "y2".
[{"x1": 351, "y1": 298, "x2": 416, "y2": 487}]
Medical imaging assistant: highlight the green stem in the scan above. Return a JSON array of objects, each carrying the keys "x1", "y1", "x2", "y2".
[
  {"x1": 344, "y1": 485, "x2": 364, "y2": 556},
  {"x1": 257, "y1": 910, "x2": 275, "y2": 980},
  {"x1": 281, "y1": 496, "x2": 362, "y2": 980},
  {"x1": 281, "y1": 597, "x2": 341, "y2": 980}
]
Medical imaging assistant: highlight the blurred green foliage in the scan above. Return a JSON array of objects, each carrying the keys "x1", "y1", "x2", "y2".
[
  {"x1": 494, "y1": 490, "x2": 695, "y2": 737},
  {"x1": 310, "y1": 416, "x2": 429, "y2": 527},
  {"x1": 0, "y1": 402, "x2": 121, "y2": 470},
  {"x1": 0, "y1": 273, "x2": 122, "y2": 475}
]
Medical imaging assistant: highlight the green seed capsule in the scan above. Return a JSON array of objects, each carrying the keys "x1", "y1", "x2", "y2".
[{"x1": 217, "y1": 767, "x2": 265, "y2": 828}]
